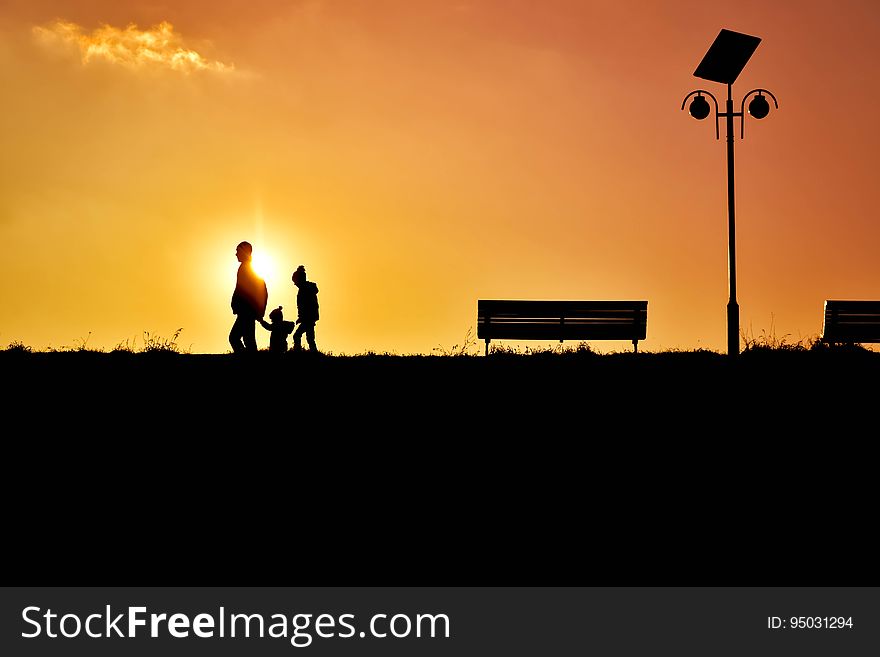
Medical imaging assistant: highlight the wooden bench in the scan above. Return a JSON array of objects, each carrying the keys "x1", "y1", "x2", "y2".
[
  {"x1": 477, "y1": 300, "x2": 648, "y2": 355},
  {"x1": 821, "y1": 300, "x2": 880, "y2": 344}
]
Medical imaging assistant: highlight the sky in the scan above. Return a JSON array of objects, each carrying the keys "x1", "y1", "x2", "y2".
[{"x1": 1, "y1": 0, "x2": 878, "y2": 354}]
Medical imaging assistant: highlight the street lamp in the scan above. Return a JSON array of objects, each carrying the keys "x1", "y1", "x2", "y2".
[{"x1": 681, "y1": 29, "x2": 778, "y2": 356}]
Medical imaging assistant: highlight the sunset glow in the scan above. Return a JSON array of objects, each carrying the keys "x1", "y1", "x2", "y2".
[
  {"x1": 250, "y1": 252, "x2": 276, "y2": 287},
  {"x1": 2, "y1": 1, "x2": 879, "y2": 354}
]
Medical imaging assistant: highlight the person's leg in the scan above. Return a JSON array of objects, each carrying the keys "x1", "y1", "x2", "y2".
[
  {"x1": 229, "y1": 316, "x2": 245, "y2": 353},
  {"x1": 305, "y1": 322, "x2": 318, "y2": 352},
  {"x1": 243, "y1": 318, "x2": 257, "y2": 352},
  {"x1": 292, "y1": 324, "x2": 305, "y2": 352}
]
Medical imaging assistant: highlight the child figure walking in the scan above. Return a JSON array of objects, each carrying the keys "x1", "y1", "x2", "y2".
[
  {"x1": 291, "y1": 265, "x2": 319, "y2": 353},
  {"x1": 258, "y1": 306, "x2": 296, "y2": 353}
]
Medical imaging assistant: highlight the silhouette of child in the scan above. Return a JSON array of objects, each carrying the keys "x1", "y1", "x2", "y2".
[
  {"x1": 291, "y1": 265, "x2": 319, "y2": 353},
  {"x1": 258, "y1": 306, "x2": 296, "y2": 353}
]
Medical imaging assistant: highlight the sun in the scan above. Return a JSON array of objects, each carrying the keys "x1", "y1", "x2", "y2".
[{"x1": 250, "y1": 251, "x2": 276, "y2": 281}]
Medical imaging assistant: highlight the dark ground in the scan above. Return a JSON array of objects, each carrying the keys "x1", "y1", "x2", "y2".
[{"x1": 3, "y1": 347, "x2": 876, "y2": 583}]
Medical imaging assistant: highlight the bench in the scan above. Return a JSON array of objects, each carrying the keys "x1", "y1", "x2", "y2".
[
  {"x1": 477, "y1": 300, "x2": 648, "y2": 355},
  {"x1": 821, "y1": 300, "x2": 880, "y2": 344}
]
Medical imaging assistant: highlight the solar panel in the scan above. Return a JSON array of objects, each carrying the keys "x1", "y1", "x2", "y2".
[{"x1": 693, "y1": 29, "x2": 761, "y2": 85}]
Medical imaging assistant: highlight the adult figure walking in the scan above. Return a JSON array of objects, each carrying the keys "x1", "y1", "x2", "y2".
[
  {"x1": 229, "y1": 241, "x2": 268, "y2": 354},
  {"x1": 291, "y1": 264, "x2": 319, "y2": 353}
]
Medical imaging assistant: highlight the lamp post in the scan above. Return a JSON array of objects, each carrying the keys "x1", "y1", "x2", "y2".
[{"x1": 681, "y1": 29, "x2": 778, "y2": 356}]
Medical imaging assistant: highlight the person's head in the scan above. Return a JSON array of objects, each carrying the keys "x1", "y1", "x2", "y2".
[
  {"x1": 269, "y1": 306, "x2": 284, "y2": 323},
  {"x1": 236, "y1": 241, "x2": 253, "y2": 263},
  {"x1": 292, "y1": 265, "x2": 307, "y2": 286}
]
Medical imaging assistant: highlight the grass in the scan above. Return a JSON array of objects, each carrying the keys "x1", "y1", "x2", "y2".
[
  {"x1": 4, "y1": 324, "x2": 875, "y2": 358},
  {"x1": 2, "y1": 334, "x2": 876, "y2": 450},
  {"x1": 141, "y1": 328, "x2": 188, "y2": 354},
  {"x1": 5, "y1": 335, "x2": 874, "y2": 387},
  {"x1": 4, "y1": 339, "x2": 33, "y2": 353},
  {"x1": 48, "y1": 332, "x2": 103, "y2": 353},
  {"x1": 739, "y1": 315, "x2": 818, "y2": 352},
  {"x1": 432, "y1": 327, "x2": 481, "y2": 357},
  {"x1": 4, "y1": 328, "x2": 189, "y2": 355}
]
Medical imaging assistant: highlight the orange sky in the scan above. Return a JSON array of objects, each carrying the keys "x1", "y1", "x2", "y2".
[{"x1": 1, "y1": 0, "x2": 878, "y2": 354}]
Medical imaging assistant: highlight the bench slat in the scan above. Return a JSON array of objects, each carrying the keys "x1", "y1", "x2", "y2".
[
  {"x1": 822, "y1": 328, "x2": 880, "y2": 343},
  {"x1": 480, "y1": 300, "x2": 647, "y2": 314},
  {"x1": 481, "y1": 314, "x2": 646, "y2": 322},
  {"x1": 824, "y1": 315, "x2": 880, "y2": 322},
  {"x1": 479, "y1": 318, "x2": 646, "y2": 325},
  {"x1": 824, "y1": 300, "x2": 880, "y2": 314},
  {"x1": 478, "y1": 325, "x2": 647, "y2": 340}
]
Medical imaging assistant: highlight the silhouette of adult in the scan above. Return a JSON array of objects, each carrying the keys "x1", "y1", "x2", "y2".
[
  {"x1": 229, "y1": 241, "x2": 268, "y2": 354},
  {"x1": 291, "y1": 265, "x2": 319, "y2": 353}
]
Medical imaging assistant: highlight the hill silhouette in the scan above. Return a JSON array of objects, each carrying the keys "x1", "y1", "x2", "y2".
[{"x1": 4, "y1": 346, "x2": 876, "y2": 584}]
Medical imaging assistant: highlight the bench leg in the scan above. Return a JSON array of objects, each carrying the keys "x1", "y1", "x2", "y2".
[
  {"x1": 485, "y1": 339, "x2": 490, "y2": 357},
  {"x1": 633, "y1": 339, "x2": 638, "y2": 353}
]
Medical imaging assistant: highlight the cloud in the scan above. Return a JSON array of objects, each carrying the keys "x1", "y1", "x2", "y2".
[{"x1": 33, "y1": 19, "x2": 234, "y2": 74}]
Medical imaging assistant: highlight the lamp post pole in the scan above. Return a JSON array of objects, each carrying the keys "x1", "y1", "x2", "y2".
[
  {"x1": 724, "y1": 83, "x2": 739, "y2": 357},
  {"x1": 682, "y1": 28, "x2": 778, "y2": 357}
]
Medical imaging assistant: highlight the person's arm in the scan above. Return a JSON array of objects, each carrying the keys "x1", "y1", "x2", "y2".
[
  {"x1": 259, "y1": 280, "x2": 268, "y2": 318},
  {"x1": 258, "y1": 319, "x2": 272, "y2": 331},
  {"x1": 231, "y1": 266, "x2": 244, "y2": 313}
]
